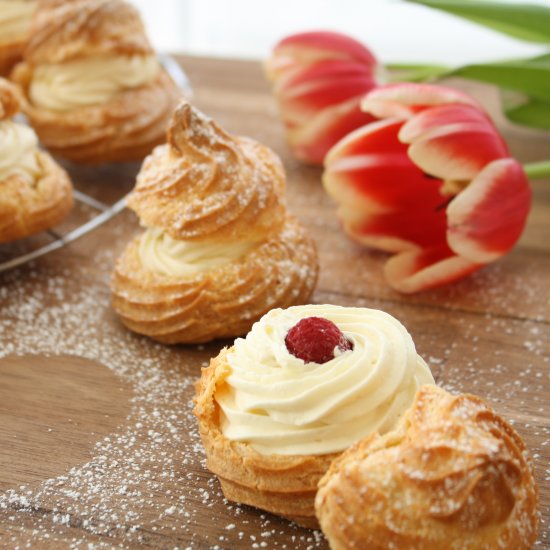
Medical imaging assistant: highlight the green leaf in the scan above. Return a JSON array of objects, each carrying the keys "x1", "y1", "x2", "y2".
[
  {"x1": 386, "y1": 63, "x2": 451, "y2": 82},
  {"x1": 407, "y1": 0, "x2": 550, "y2": 44},
  {"x1": 450, "y1": 57, "x2": 550, "y2": 101},
  {"x1": 528, "y1": 52, "x2": 550, "y2": 63},
  {"x1": 502, "y1": 93, "x2": 550, "y2": 129}
]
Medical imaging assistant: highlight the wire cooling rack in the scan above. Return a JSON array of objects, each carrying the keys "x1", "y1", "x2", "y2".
[{"x1": 0, "y1": 56, "x2": 191, "y2": 275}]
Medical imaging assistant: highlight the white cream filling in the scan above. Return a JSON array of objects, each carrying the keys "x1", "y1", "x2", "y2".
[
  {"x1": 29, "y1": 54, "x2": 159, "y2": 111},
  {"x1": 138, "y1": 226, "x2": 258, "y2": 277},
  {"x1": 0, "y1": 119, "x2": 41, "y2": 184},
  {"x1": 216, "y1": 304, "x2": 435, "y2": 456}
]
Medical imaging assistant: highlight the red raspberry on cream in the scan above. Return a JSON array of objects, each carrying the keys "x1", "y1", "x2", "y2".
[{"x1": 285, "y1": 316, "x2": 353, "y2": 364}]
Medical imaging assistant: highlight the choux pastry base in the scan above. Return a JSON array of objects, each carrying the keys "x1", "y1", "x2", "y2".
[
  {"x1": 194, "y1": 349, "x2": 337, "y2": 528},
  {"x1": 112, "y1": 216, "x2": 318, "y2": 344}
]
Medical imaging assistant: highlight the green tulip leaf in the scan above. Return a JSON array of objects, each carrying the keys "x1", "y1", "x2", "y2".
[
  {"x1": 386, "y1": 63, "x2": 451, "y2": 82},
  {"x1": 407, "y1": 0, "x2": 550, "y2": 44},
  {"x1": 450, "y1": 58, "x2": 550, "y2": 101},
  {"x1": 529, "y1": 53, "x2": 550, "y2": 63},
  {"x1": 502, "y1": 94, "x2": 550, "y2": 129}
]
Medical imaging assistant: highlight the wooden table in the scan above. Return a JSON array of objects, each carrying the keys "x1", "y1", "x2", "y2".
[{"x1": 0, "y1": 56, "x2": 549, "y2": 549}]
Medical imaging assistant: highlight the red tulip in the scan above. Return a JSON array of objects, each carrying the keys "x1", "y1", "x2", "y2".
[
  {"x1": 266, "y1": 31, "x2": 379, "y2": 165},
  {"x1": 323, "y1": 83, "x2": 531, "y2": 293}
]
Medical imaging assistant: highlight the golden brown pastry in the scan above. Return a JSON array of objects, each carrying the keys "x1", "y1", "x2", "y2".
[
  {"x1": 112, "y1": 102, "x2": 319, "y2": 344},
  {"x1": 194, "y1": 304, "x2": 435, "y2": 526},
  {"x1": 315, "y1": 384, "x2": 539, "y2": 550},
  {"x1": 10, "y1": 0, "x2": 181, "y2": 164},
  {"x1": 0, "y1": 0, "x2": 35, "y2": 76},
  {"x1": 0, "y1": 77, "x2": 72, "y2": 243}
]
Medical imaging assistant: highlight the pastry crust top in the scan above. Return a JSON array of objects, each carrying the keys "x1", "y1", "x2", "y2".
[
  {"x1": 315, "y1": 384, "x2": 539, "y2": 550},
  {"x1": 127, "y1": 101, "x2": 287, "y2": 243},
  {"x1": 24, "y1": 0, "x2": 153, "y2": 64}
]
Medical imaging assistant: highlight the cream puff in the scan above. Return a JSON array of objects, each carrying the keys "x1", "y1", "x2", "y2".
[
  {"x1": 0, "y1": 0, "x2": 35, "y2": 76},
  {"x1": 0, "y1": 77, "x2": 72, "y2": 243},
  {"x1": 316, "y1": 385, "x2": 539, "y2": 549},
  {"x1": 194, "y1": 304, "x2": 435, "y2": 526},
  {"x1": 111, "y1": 102, "x2": 319, "y2": 344},
  {"x1": 10, "y1": 0, "x2": 181, "y2": 164}
]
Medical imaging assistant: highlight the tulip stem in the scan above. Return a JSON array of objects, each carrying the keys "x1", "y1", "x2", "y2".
[{"x1": 523, "y1": 161, "x2": 550, "y2": 180}]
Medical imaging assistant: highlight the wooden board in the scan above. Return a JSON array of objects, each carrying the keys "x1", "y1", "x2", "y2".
[{"x1": 0, "y1": 56, "x2": 549, "y2": 549}]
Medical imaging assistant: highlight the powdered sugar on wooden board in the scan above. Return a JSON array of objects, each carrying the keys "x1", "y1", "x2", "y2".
[
  {"x1": 0, "y1": 254, "x2": 547, "y2": 547},
  {"x1": 0, "y1": 261, "x2": 329, "y2": 549}
]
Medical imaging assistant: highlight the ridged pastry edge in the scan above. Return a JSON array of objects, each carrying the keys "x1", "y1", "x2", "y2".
[{"x1": 111, "y1": 215, "x2": 319, "y2": 344}]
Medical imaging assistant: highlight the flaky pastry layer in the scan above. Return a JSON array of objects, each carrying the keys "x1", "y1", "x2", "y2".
[
  {"x1": 24, "y1": 0, "x2": 153, "y2": 64},
  {"x1": 0, "y1": 77, "x2": 21, "y2": 118},
  {"x1": 315, "y1": 385, "x2": 539, "y2": 550}
]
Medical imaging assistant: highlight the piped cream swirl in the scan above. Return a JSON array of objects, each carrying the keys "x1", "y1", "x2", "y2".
[
  {"x1": 29, "y1": 54, "x2": 159, "y2": 111},
  {"x1": 0, "y1": 120, "x2": 41, "y2": 184},
  {"x1": 0, "y1": 0, "x2": 35, "y2": 44},
  {"x1": 139, "y1": 226, "x2": 258, "y2": 277},
  {"x1": 216, "y1": 304, "x2": 434, "y2": 456}
]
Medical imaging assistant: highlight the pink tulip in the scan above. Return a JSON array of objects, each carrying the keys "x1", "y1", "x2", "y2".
[
  {"x1": 266, "y1": 31, "x2": 379, "y2": 165},
  {"x1": 323, "y1": 83, "x2": 531, "y2": 293}
]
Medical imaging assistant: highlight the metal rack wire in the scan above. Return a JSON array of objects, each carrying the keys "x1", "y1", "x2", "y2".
[
  {"x1": 0, "y1": 192, "x2": 128, "y2": 274},
  {"x1": 0, "y1": 56, "x2": 191, "y2": 275}
]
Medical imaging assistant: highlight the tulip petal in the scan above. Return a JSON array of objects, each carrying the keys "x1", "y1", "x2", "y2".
[
  {"x1": 361, "y1": 83, "x2": 478, "y2": 120},
  {"x1": 267, "y1": 31, "x2": 380, "y2": 165},
  {"x1": 407, "y1": 122, "x2": 509, "y2": 181},
  {"x1": 447, "y1": 158, "x2": 531, "y2": 263},
  {"x1": 343, "y1": 202, "x2": 448, "y2": 253},
  {"x1": 326, "y1": 119, "x2": 406, "y2": 164},
  {"x1": 278, "y1": 60, "x2": 378, "y2": 123},
  {"x1": 324, "y1": 119, "x2": 449, "y2": 251},
  {"x1": 269, "y1": 31, "x2": 377, "y2": 78},
  {"x1": 384, "y1": 245, "x2": 482, "y2": 293},
  {"x1": 326, "y1": 152, "x2": 431, "y2": 209},
  {"x1": 289, "y1": 98, "x2": 377, "y2": 164},
  {"x1": 399, "y1": 104, "x2": 500, "y2": 144}
]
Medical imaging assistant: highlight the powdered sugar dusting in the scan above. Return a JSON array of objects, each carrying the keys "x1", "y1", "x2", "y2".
[{"x1": 0, "y1": 260, "x2": 326, "y2": 548}]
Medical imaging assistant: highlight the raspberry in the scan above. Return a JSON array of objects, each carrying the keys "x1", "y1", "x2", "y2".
[{"x1": 285, "y1": 316, "x2": 353, "y2": 364}]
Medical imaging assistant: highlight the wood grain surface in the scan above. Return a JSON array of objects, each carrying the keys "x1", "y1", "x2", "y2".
[{"x1": 0, "y1": 56, "x2": 549, "y2": 549}]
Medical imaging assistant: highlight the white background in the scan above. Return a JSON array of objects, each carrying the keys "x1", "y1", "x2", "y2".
[{"x1": 130, "y1": 0, "x2": 550, "y2": 65}]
